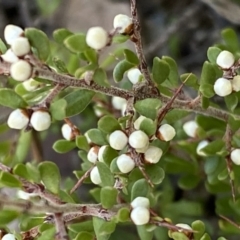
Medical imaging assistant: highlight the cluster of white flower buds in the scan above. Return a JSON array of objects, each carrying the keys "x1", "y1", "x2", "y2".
[
  {"x1": 2, "y1": 25, "x2": 32, "y2": 82},
  {"x1": 130, "y1": 197, "x2": 150, "y2": 225},
  {"x1": 86, "y1": 14, "x2": 132, "y2": 51},
  {"x1": 214, "y1": 50, "x2": 240, "y2": 97},
  {"x1": 7, "y1": 109, "x2": 51, "y2": 131}
]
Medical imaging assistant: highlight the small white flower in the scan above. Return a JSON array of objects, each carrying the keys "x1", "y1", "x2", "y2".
[
  {"x1": 117, "y1": 154, "x2": 135, "y2": 173},
  {"x1": 10, "y1": 60, "x2": 32, "y2": 81},
  {"x1": 196, "y1": 140, "x2": 209, "y2": 156},
  {"x1": 183, "y1": 120, "x2": 198, "y2": 138},
  {"x1": 22, "y1": 78, "x2": 39, "y2": 91},
  {"x1": 131, "y1": 197, "x2": 150, "y2": 209},
  {"x1": 111, "y1": 96, "x2": 127, "y2": 110},
  {"x1": 61, "y1": 124, "x2": 74, "y2": 141},
  {"x1": 113, "y1": 14, "x2": 133, "y2": 34},
  {"x1": 127, "y1": 68, "x2": 142, "y2": 84},
  {"x1": 144, "y1": 146, "x2": 163, "y2": 164},
  {"x1": 86, "y1": 27, "x2": 108, "y2": 50},
  {"x1": 90, "y1": 166, "x2": 102, "y2": 185},
  {"x1": 4, "y1": 24, "x2": 24, "y2": 45},
  {"x1": 87, "y1": 146, "x2": 99, "y2": 163},
  {"x1": 216, "y1": 50, "x2": 235, "y2": 69},
  {"x1": 11, "y1": 37, "x2": 30, "y2": 56},
  {"x1": 98, "y1": 145, "x2": 108, "y2": 162},
  {"x1": 30, "y1": 110, "x2": 51, "y2": 131},
  {"x1": 157, "y1": 124, "x2": 176, "y2": 141},
  {"x1": 129, "y1": 130, "x2": 149, "y2": 149},
  {"x1": 214, "y1": 78, "x2": 232, "y2": 97},
  {"x1": 232, "y1": 75, "x2": 240, "y2": 92},
  {"x1": 176, "y1": 223, "x2": 193, "y2": 232},
  {"x1": 230, "y1": 148, "x2": 240, "y2": 165},
  {"x1": 134, "y1": 115, "x2": 146, "y2": 130},
  {"x1": 1, "y1": 49, "x2": 19, "y2": 63},
  {"x1": 130, "y1": 207, "x2": 150, "y2": 225},
  {"x1": 2, "y1": 233, "x2": 16, "y2": 240},
  {"x1": 109, "y1": 130, "x2": 128, "y2": 150},
  {"x1": 7, "y1": 109, "x2": 29, "y2": 130}
]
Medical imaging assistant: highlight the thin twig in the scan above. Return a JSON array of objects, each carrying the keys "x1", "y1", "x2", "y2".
[
  {"x1": 54, "y1": 213, "x2": 69, "y2": 240},
  {"x1": 219, "y1": 214, "x2": 240, "y2": 229}
]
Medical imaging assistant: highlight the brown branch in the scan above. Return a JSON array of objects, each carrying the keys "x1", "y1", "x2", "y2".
[
  {"x1": 219, "y1": 214, "x2": 240, "y2": 229},
  {"x1": 54, "y1": 213, "x2": 69, "y2": 240}
]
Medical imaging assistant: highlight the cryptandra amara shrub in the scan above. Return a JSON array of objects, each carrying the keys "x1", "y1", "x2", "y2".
[{"x1": 1, "y1": 1, "x2": 240, "y2": 240}]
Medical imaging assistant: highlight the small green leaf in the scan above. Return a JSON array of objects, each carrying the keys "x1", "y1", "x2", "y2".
[
  {"x1": 139, "y1": 118, "x2": 156, "y2": 136},
  {"x1": 112, "y1": 35, "x2": 129, "y2": 43},
  {"x1": 100, "y1": 186, "x2": 118, "y2": 209},
  {"x1": 178, "y1": 174, "x2": 200, "y2": 190},
  {"x1": 76, "y1": 135, "x2": 90, "y2": 151},
  {"x1": 171, "y1": 232, "x2": 189, "y2": 240},
  {"x1": 124, "y1": 49, "x2": 139, "y2": 65},
  {"x1": 64, "y1": 89, "x2": 95, "y2": 117},
  {"x1": 50, "y1": 99, "x2": 67, "y2": 120},
  {"x1": 0, "y1": 210, "x2": 19, "y2": 225},
  {"x1": 117, "y1": 208, "x2": 130, "y2": 222},
  {"x1": 134, "y1": 98, "x2": 161, "y2": 120},
  {"x1": 13, "y1": 163, "x2": 31, "y2": 181},
  {"x1": 201, "y1": 96, "x2": 210, "y2": 109},
  {"x1": 162, "y1": 56, "x2": 179, "y2": 87},
  {"x1": 192, "y1": 220, "x2": 205, "y2": 240},
  {"x1": 74, "y1": 232, "x2": 94, "y2": 240},
  {"x1": 131, "y1": 179, "x2": 149, "y2": 201},
  {"x1": 225, "y1": 93, "x2": 238, "y2": 112},
  {"x1": 15, "y1": 130, "x2": 31, "y2": 162},
  {"x1": 93, "y1": 68, "x2": 110, "y2": 87},
  {"x1": 64, "y1": 34, "x2": 88, "y2": 53},
  {"x1": 97, "y1": 162, "x2": 115, "y2": 187},
  {"x1": 38, "y1": 227, "x2": 55, "y2": 240},
  {"x1": 0, "y1": 38, "x2": 7, "y2": 54},
  {"x1": 152, "y1": 57, "x2": 170, "y2": 84},
  {"x1": 137, "y1": 226, "x2": 153, "y2": 240},
  {"x1": 207, "y1": 47, "x2": 222, "y2": 63},
  {"x1": 85, "y1": 129, "x2": 108, "y2": 145},
  {"x1": 199, "y1": 83, "x2": 215, "y2": 98},
  {"x1": 53, "y1": 28, "x2": 73, "y2": 44},
  {"x1": 0, "y1": 89, "x2": 27, "y2": 108},
  {"x1": 26, "y1": 162, "x2": 41, "y2": 183},
  {"x1": 200, "y1": 233, "x2": 211, "y2": 240},
  {"x1": 113, "y1": 60, "x2": 135, "y2": 82},
  {"x1": 84, "y1": 48, "x2": 98, "y2": 64},
  {"x1": 38, "y1": 161, "x2": 61, "y2": 194},
  {"x1": 201, "y1": 140, "x2": 225, "y2": 156},
  {"x1": 75, "y1": 63, "x2": 98, "y2": 78},
  {"x1": 165, "y1": 109, "x2": 189, "y2": 124},
  {"x1": 145, "y1": 166, "x2": 165, "y2": 185},
  {"x1": 52, "y1": 57, "x2": 69, "y2": 73},
  {"x1": 53, "y1": 140, "x2": 76, "y2": 153},
  {"x1": 0, "y1": 172, "x2": 21, "y2": 188},
  {"x1": 180, "y1": 73, "x2": 199, "y2": 89},
  {"x1": 25, "y1": 28, "x2": 50, "y2": 61},
  {"x1": 98, "y1": 115, "x2": 121, "y2": 134},
  {"x1": 98, "y1": 146, "x2": 118, "y2": 166},
  {"x1": 93, "y1": 217, "x2": 115, "y2": 240},
  {"x1": 221, "y1": 28, "x2": 239, "y2": 52}
]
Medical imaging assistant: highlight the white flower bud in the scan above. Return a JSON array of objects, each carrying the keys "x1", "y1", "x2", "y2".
[
  {"x1": 98, "y1": 145, "x2": 107, "y2": 162},
  {"x1": 134, "y1": 115, "x2": 146, "y2": 130},
  {"x1": 86, "y1": 27, "x2": 108, "y2": 50},
  {"x1": 127, "y1": 68, "x2": 142, "y2": 84},
  {"x1": 10, "y1": 60, "x2": 32, "y2": 81},
  {"x1": 131, "y1": 207, "x2": 150, "y2": 225},
  {"x1": 214, "y1": 78, "x2": 232, "y2": 97},
  {"x1": 111, "y1": 96, "x2": 127, "y2": 110},
  {"x1": 84, "y1": 132, "x2": 92, "y2": 144},
  {"x1": 113, "y1": 14, "x2": 133, "y2": 34},
  {"x1": 61, "y1": 124, "x2": 74, "y2": 141},
  {"x1": 30, "y1": 110, "x2": 51, "y2": 131},
  {"x1": 87, "y1": 146, "x2": 99, "y2": 163},
  {"x1": 121, "y1": 103, "x2": 127, "y2": 116},
  {"x1": 109, "y1": 130, "x2": 128, "y2": 150},
  {"x1": 144, "y1": 146, "x2": 163, "y2": 164},
  {"x1": 2, "y1": 233, "x2": 16, "y2": 240},
  {"x1": 7, "y1": 109, "x2": 29, "y2": 130},
  {"x1": 1, "y1": 49, "x2": 19, "y2": 63},
  {"x1": 117, "y1": 154, "x2": 135, "y2": 173},
  {"x1": 4, "y1": 24, "x2": 24, "y2": 45},
  {"x1": 22, "y1": 78, "x2": 39, "y2": 91},
  {"x1": 216, "y1": 50, "x2": 235, "y2": 69},
  {"x1": 129, "y1": 130, "x2": 149, "y2": 149},
  {"x1": 183, "y1": 120, "x2": 198, "y2": 138},
  {"x1": 16, "y1": 190, "x2": 38, "y2": 200},
  {"x1": 131, "y1": 197, "x2": 150, "y2": 209},
  {"x1": 90, "y1": 166, "x2": 102, "y2": 185},
  {"x1": 11, "y1": 37, "x2": 30, "y2": 56},
  {"x1": 196, "y1": 140, "x2": 209, "y2": 156},
  {"x1": 230, "y1": 148, "x2": 240, "y2": 165},
  {"x1": 175, "y1": 223, "x2": 192, "y2": 231},
  {"x1": 232, "y1": 75, "x2": 240, "y2": 92},
  {"x1": 157, "y1": 124, "x2": 176, "y2": 141}
]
